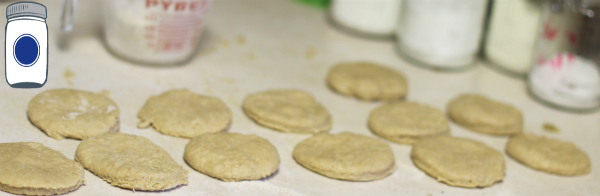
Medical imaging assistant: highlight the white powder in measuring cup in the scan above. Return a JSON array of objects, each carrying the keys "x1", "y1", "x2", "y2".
[
  {"x1": 103, "y1": 0, "x2": 210, "y2": 65},
  {"x1": 529, "y1": 53, "x2": 600, "y2": 109},
  {"x1": 331, "y1": 0, "x2": 402, "y2": 36},
  {"x1": 485, "y1": 0, "x2": 542, "y2": 74},
  {"x1": 397, "y1": 0, "x2": 488, "y2": 68}
]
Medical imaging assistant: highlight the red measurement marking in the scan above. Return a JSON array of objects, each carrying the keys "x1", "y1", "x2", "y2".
[
  {"x1": 145, "y1": 33, "x2": 156, "y2": 39},
  {"x1": 550, "y1": 54, "x2": 563, "y2": 69},
  {"x1": 146, "y1": 25, "x2": 156, "y2": 31},
  {"x1": 145, "y1": 15, "x2": 158, "y2": 21},
  {"x1": 146, "y1": 0, "x2": 206, "y2": 12},
  {"x1": 157, "y1": 42, "x2": 185, "y2": 51},
  {"x1": 567, "y1": 32, "x2": 578, "y2": 44},
  {"x1": 567, "y1": 53, "x2": 575, "y2": 62},
  {"x1": 543, "y1": 24, "x2": 558, "y2": 41}
]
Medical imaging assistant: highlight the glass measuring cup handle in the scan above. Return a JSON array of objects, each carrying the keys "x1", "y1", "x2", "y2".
[{"x1": 61, "y1": 0, "x2": 78, "y2": 32}]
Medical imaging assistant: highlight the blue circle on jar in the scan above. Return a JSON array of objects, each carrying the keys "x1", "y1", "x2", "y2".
[{"x1": 13, "y1": 34, "x2": 40, "y2": 67}]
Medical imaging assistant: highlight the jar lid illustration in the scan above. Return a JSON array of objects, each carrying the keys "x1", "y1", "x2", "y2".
[{"x1": 6, "y1": 2, "x2": 47, "y2": 19}]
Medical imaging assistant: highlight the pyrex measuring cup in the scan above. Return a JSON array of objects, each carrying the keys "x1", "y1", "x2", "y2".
[{"x1": 62, "y1": 0, "x2": 212, "y2": 65}]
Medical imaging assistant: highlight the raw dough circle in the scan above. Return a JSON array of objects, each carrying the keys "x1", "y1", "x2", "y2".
[
  {"x1": 75, "y1": 133, "x2": 188, "y2": 191},
  {"x1": 369, "y1": 101, "x2": 450, "y2": 144},
  {"x1": 137, "y1": 89, "x2": 232, "y2": 138},
  {"x1": 411, "y1": 136, "x2": 505, "y2": 188},
  {"x1": 0, "y1": 142, "x2": 85, "y2": 195},
  {"x1": 447, "y1": 94, "x2": 522, "y2": 135},
  {"x1": 293, "y1": 132, "x2": 396, "y2": 181},
  {"x1": 506, "y1": 133, "x2": 591, "y2": 176},
  {"x1": 327, "y1": 62, "x2": 408, "y2": 101},
  {"x1": 242, "y1": 89, "x2": 332, "y2": 134},
  {"x1": 184, "y1": 132, "x2": 280, "y2": 181},
  {"x1": 27, "y1": 88, "x2": 120, "y2": 140}
]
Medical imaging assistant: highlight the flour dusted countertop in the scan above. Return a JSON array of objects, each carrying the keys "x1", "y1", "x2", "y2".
[{"x1": 0, "y1": 0, "x2": 599, "y2": 196}]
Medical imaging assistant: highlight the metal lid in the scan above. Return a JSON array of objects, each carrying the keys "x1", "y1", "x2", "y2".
[{"x1": 6, "y1": 2, "x2": 46, "y2": 19}]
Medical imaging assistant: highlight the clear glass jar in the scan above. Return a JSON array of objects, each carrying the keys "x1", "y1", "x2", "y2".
[
  {"x1": 396, "y1": 0, "x2": 489, "y2": 70},
  {"x1": 528, "y1": 0, "x2": 600, "y2": 112},
  {"x1": 484, "y1": 0, "x2": 543, "y2": 77},
  {"x1": 103, "y1": 0, "x2": 212, "y2": 65},
  {"x1": 330, "y1": 0, "x2": 402, "y2": 39}
]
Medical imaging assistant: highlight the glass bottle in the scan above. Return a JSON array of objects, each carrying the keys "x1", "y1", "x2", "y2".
[
  {"x1": 396, "y1": 0, "x2": 489, "y2": 70},
  {"x1": 528, "y1": 0, "x2": 600, "y2": 112},
  {"x1": 484, "y1": 0, "x2": 543, "y2": 77}
]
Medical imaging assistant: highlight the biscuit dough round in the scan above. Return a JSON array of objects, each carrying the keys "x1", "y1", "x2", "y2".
[
  {"x1": 137, "y1": 89, "x2": 232, "y2": 138},
  {"x1": 411, "y1": 136, "x2": 505, "y2": 188},
  {"x1": 184, "y1": 132, "x2": 280, "y2": 181},
  {"x1": 293, "y1": 132, "x2": 396, "y2": 181},
  {"x1": 76, "y1": 133, "x2": 188, "y2": 191},
  {"x1": 242, "y1": 89, "x2": 332, "y2": 134},
  {"x1": 369, "y1": 101, "x2": 450, "y2": 144},
  {"x1": 327, "y1": 62, "x2": 408, "y2": 101},
  {"x1": 0, "y1": 142, "x2": 85, "y2": 195},
  {"x1": 506, "y1": 133, "x2": 591, "y2": 176},
  {"x1": 27, "y1": 89, "x2": 120, "y2": 140},
  {"x1": 447, "y1": 94, "x2": 522, "y2": 135}
]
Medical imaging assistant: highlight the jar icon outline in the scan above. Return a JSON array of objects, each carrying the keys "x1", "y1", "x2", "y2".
[{"x1": 5, "y1": 1, "x2": 48, "y2": 89}]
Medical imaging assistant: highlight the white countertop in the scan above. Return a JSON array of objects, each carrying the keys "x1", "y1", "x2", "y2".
[{"x1": 0, "y1": 0, "x2": 599, "y2": 195}]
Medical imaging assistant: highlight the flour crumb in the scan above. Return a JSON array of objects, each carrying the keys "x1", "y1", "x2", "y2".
[
  {"x1": 305, "y1": 46, "x2": 316, "y2": 59},
  {"x1": 64, "y1": 68, "x2": 76, "y2": 85},
  {"x1": 237, "y1": 35, "x2": 246, "y2": 45}
]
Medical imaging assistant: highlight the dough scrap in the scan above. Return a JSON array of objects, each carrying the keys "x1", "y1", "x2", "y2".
[
  {"x1": 293, "y1": 132, "x2": 396, "y2": 181},
  {"x1": 27, "y1": 88, "x2": 120, "y2": 140},
  {"x1": 242, "y1": 89, "x2": 332, "y2": 134},
  {"x1": 75, "y1": 133, "x2": 188, "y2": 191},
  {"x1": 447, "y1": 94, "x2": 522, "y2": 135},
  {"x1": 506, "y1": 133, "x2": 591, "y2": 176},
  {"x1": 327, "y1": 62, "x2": 407, "y2": 101},
  {"x1": 411, "y1": 136, "x2": 505, "y2": 188},
  {"x1": 369, "y1": 101, "x2": 450, "y2": 144},
  {"x1": 0, "y1": 142, "x2": 85, "y2": 195},
  {"x1": 184, "y1": 132, "x2": 280, "y2": 181},
  {"x1": 137, "y1": 89, "x2": 232, "y2": 138}
]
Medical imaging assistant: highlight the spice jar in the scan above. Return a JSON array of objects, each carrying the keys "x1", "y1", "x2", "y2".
[
  {"x1": 396, "y1": 0, "x2": 489, "y2": 70},
  {"x1": 330, "y1": 0, "x2": 402, "y2": 38},
  {"x1": 484, "y1": 0, "x2": 542, "y2": 77},
  {"x1": 528, "y1": 0, "x2": 600, "y2": 111},
  {"x1": 5, "y1": 2, "x2": 47, "y2": 88}
]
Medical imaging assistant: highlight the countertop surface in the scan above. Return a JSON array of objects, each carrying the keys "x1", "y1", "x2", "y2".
[{"x1": 0, "y1": 0, "x2": 599, "y2": 196}]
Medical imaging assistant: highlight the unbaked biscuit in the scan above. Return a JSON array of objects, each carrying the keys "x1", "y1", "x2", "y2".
[
  {"x1": 242, "y1": 89, "x2": 332, "y2": 134},
  {"x1": 447, "y1": 94, "x2": 522, "y2": 135},
  {"x1": 184, "y1": 132, "x2": 280, "y2": 181},
  {"x1": 293, "y1": 132, "x2": 396, "y2": 181},
  {"x1": 137, "y1": 89, "x2": 232, "y2": 138},
  {"x1": 76, "y1": 133, "x2": 188, "y2": 191},
  {"x1": 327, "y1": 62, "x2": 407, "y2": 101},
  {"x1": 0, "y1": 142, "x2": 85, "y2": 195},
  {"x1": 506, "y1": 133, "x2": 591, "y2": 176},
  {"x1": 28, "y1": 88, "x2": 120, "y2": 140},
  {"x1": 411, "y1": 136, "x2": 505, "y2": 188},
  {"x1": 369, "y1": 101, "x2": 449, "y2": 144}
]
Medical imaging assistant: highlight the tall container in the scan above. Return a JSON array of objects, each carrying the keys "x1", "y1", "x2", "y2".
[
  {"x1": 397, "y1": 0, "x2": 489, "y2": 70},
  {"x1": 484, "y1": 0, "x2": 543, "y2": 77}
]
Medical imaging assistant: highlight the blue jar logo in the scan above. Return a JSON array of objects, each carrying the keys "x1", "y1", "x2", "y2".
[{"x1": 13, "y1": 34, "x2": 40, "y2": 67}]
